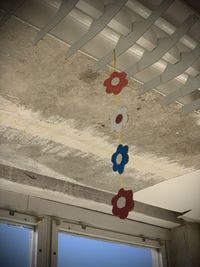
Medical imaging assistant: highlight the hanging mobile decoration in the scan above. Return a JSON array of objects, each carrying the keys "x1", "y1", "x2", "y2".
[{"x1": 103, "y1": 49, "x2": 134, "y2": 220}]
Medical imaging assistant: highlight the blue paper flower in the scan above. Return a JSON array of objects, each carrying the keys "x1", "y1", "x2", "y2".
[{"x1": 111, "y1": 144, "x2": 129, "y2": 174}]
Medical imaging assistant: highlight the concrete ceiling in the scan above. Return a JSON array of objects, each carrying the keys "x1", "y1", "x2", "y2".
[{"x1": 0, "y1": 0, "x2": 200, "y2": 222}]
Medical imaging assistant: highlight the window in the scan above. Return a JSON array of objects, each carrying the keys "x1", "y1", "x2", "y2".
[
  {"x1": 0, "y1": 222, "x2": 34, "y2": 267},
  {"x1": 0, "y1": 196, "x2": 166, "y2": 267},
  {"x1": 58, "y1": 232, "x2": 153, "y2": 267}
]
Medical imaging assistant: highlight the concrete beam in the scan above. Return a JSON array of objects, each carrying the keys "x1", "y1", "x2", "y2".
[{"x1": 0, "y1": 163, "x2": 182, "y2": 227}]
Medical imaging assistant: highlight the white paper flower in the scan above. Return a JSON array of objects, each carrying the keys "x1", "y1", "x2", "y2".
[{"x1": 111, "y1": 106, "x2": 128, "y2": 132}]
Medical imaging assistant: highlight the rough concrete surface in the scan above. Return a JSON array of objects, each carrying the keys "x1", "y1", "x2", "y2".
[{"x1": 0, "y1": 18, "x2": 200, "y2": 193}]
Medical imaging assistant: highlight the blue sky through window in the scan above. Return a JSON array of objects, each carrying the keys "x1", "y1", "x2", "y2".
[
  {"x1": 0, "y1": 222, "x2": 32, "y2": 267},
  {"x1": 58, "y1": 232, "x2": 152, "y2": 267}
]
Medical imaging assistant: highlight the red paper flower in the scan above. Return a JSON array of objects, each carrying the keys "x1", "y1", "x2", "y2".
[
  {"x1": 103, "y1": 71, "x2": 128, "y2": 95},
  {"x1": 111, "y1": 188, "x2": 134, "y2": 219}
]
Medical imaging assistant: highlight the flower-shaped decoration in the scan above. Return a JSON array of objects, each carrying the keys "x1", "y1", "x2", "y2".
[
  {"x1": 111, "y1": 144, "x2": 129, "y2": 174},
  {"x1": 111, "y1": 188, "x2": 134, "y2": 219},
  {"x1": 111, "y1": 106, "x2": 128, "y2": 132},
  {"x1": 103, "y1": 71, "x2": 128, "y2": 95}
]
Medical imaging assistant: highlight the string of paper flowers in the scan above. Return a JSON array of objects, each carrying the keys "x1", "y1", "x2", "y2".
[{"x1": 103, "y1": 50, "x2": 134, "y2": 220}]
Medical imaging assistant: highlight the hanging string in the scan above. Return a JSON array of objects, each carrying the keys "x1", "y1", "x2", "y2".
[
  {"x1": 113, "y1": 49, "x2": 124, "y2": 189},
  {"x1": 117, "y1": 130, "x2": 121, "y2": 144},
  {"x1": 115, "y1": 95, "x2": 120, "y2": 105},
  {"x1": 113, "y1": 49, "x2": 116, "y2": 70},
  {"x1": 120, "y1": 173, "x2": 124, "y2": 188},
  {"x1": 113, "y1": 49, "x2": 120, "y2": 105},
  {"x1": 113, "y1": 49, "x2": 121, "y2": 145}
]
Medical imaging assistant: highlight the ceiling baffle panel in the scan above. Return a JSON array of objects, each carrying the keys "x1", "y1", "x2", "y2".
[
  {"x1": 0, "y1": 0, "x2": 26, "y2": 26},
  {"x1": 126, "y1": 1, "x2": 198, "y2": 50},
  {"x1": 34, "y1": 0, "x2": 80, "y2": 44},
  {"x1": 94, "y1": 0, "x2": 174, "y2": 72},
  {"x1": 125, "y1": 14, "x2": 199, "y2": 78},
  {"x1": 65, "y1": 0, "x2": 128, "y2": 59},
  {"x1": 141, "y1": 43, "x2": 200, "y2": 94},
  {"x1": 182, "y1": 98, "x2": 200, "y2": 114},
  {"x1": 161, "y1": 74, "x2": 200, "y2": 107}
]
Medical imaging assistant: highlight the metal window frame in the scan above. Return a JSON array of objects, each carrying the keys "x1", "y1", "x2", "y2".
[
  {"x1": 0, "y1": 209, "x2": 52, "y2": 267},
  {"x1": 50, "y1": 218, "x2": 167, "y2": 267},
  {"x1": 0, "y1": 210, "x2": 37, "y2": 267},
  {"x1": 0, "y1": 182, "x2": 172, "y2": 267},
  {"x1": 0, "y1": 207, "x2": 168, "y2": 267}
]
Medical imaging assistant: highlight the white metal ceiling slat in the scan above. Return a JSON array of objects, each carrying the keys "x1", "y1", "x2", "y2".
[
  {"x1": 0, "y1": 0, "x2": 26, "y2": 27},
  {"x1": 141, "y1": 44, "x2": 200, "y2": 94},
  {"x1": 125, "y1": 15, "x2": 199, "y2": 78},
  {"x1": 34, "y1": 0, "x2": 79, "y2": 44},
  {"x1": 126, "y1": 1, "x2": 197, "y2": 50},
  {"x1": 65, "y1": 0, "x2": 128, "y2": 59},
  {"x1": 94, "y1": 0, "x2": 174, "y2": 71},
  {"x1": 161, "y1": 74, "x2": 200, "y2": 107},
  {"x1": 181, "y1": 98, "x2": 200, "y2": 114}
]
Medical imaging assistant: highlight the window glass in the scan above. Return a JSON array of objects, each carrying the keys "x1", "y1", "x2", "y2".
[
  {"x1": 58, "y1": 232, "x2": 153, "y2": 267},
  {"x1": 0, "y1": 222, "x2": 33, "y2": 267}
]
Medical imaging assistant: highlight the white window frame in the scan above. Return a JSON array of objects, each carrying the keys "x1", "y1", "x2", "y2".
[
  {"x1": 0, "y1": 209, "x2": 54, "y2": 267},
  {"x1": 52, "y1": 219, "x2": 165, "y2": 267},
  {"x1": 0, "y1": 210, "x2": 37, "y2": 267},
  {"x1": 0, "y1": 208, "x2": 167, "y2": 267},
  {"x1": 0, "y1": 189, "x2": 170, "y2": 267}
]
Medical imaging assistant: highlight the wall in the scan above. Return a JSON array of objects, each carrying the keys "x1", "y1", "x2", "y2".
[{"x1": 170, "y1": 222, "x2": 200, "y2": 267}]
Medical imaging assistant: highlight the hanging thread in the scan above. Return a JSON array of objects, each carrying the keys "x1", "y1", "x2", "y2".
[
  {"x1": 118, "y1": 130, "x2": 121, "y2": 144},
  {"x1": 120, "y1": 173, "x2": 124, "y2": 188},
  {"x1": 113, "y1": 49, "x2": 116, "y2": 70},
  {"x1": 113, "y1": 49, "x2": 124, "y2": 189}
]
